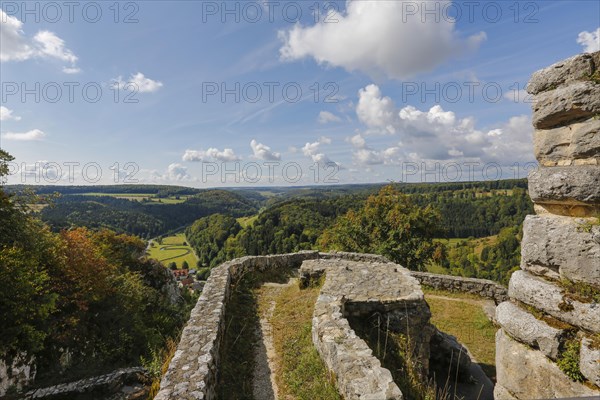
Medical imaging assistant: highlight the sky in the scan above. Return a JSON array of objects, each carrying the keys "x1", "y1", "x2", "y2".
[{"x1": 1, "y1": 0, "x2": 599, "y2": 187}]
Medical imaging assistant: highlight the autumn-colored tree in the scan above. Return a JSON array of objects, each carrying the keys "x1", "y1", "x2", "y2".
[{"x1": 319, "y1": 184, "x2": 443, "y2": 270}]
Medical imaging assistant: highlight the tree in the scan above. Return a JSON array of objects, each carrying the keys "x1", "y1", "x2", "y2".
[
  {"x1": 182, "y1": 260, "x2": 189, "y2": 269},
  {"x1": 169, "y1": 262, "x2": 177, "y2": 270},
  {"x1": 319, "y1": 184, "x2": 443, "y2": 271}
]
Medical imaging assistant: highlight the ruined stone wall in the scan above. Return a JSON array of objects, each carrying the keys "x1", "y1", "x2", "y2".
[
  {"x1": 410, "y1": 271, "x2": 508, "y2": 304},
  {"x1": 494, "y1": 52, "x2": 600, "y2": 399},
  {"x1": 154, "y1": 251, "x2": 320, "y2": 400}
]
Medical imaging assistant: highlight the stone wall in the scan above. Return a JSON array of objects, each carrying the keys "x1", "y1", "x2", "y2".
[
  {"x1": 302, "y1": 258, "x2": 433, "y2": 399},
  {"x1": 154, "y1": 251, "x2": 320, "y2": 400},
  {"x1": 494, "y1": 51, "x2": 600, "y2": 399},
  {"x1": 410, "y1": 271, "x2": 509, "y2": 304},
  {"x1": 19, "y1": 368, "x2": 148, "y2": 400}
]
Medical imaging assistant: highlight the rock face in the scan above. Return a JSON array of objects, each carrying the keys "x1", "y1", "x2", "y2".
[
  {"x1": 520, "y1": 214, "x2": 600, "y2": 285},
  {"x1": 496, "y1": 51, "x2": 600, "y2": 399},
  {"x1": 580, "y1": 338, "x2": 600, "y2": 387},
  {"x1": 532, "y1": 81, "x2": 600, "y2": 129},
  {"x1": 528, "y1": 165, "x2": 600, "y2": 205},
  {"x1": 533, "y1": 117, "x2": 600, "y2": 166},
  {"x1": 495, "y1": 302, "x2": 563, "y2": 360},
  {"x1": 495, "y1": 330, "x2": 598, "y2": 399}
]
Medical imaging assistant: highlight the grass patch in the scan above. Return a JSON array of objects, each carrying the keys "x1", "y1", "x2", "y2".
[
  {"x1": 560, "y1": 279, "x2": 600, "y2": 304},
  {"x1": 557, "y1": 339, "x2": 585, "y2": 382},
  {"x1": 268, "y1": 282, "x2": 341, "y2": 400},
  {"x1": 425, "y1": 294, "x2": 496, "y2": 380},
  {"x1": 147, "y1": 233, "x2": 198, "y2": 269},
  {"x1": 237, "y1": 215, "x2": 258, "y2": 228}
]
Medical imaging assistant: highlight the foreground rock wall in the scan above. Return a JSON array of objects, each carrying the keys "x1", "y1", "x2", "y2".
[
  {"x1": 302, "y1": 258, "x2": 433, "y2": 400},
  {"x1": 494, "y1": 51, "x2": 600, "y2": 399},
  {"x1": 154, "y1": 251, "x2": 320, "y2": 400}
]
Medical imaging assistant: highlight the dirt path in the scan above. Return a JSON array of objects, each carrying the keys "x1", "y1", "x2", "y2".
[{"x1": 253, "y1": 280, "x2": 295, "y2": 400}]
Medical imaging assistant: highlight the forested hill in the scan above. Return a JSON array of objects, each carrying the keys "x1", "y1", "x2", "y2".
[{"x1": 9, "y1": 179, "x2": 530, "y2": 240}]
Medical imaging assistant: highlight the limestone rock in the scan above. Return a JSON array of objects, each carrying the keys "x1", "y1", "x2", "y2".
[
  {"x1": 496, "y1": 302, "x2": 563, "y2": 360},
  {"x1": 508, "y1": 270, "x2": 600, "y2": 333},
  {"x1": 521, "y1": 214, "x2": 600, "y2": 285},
  {"x1": 532, "y1": 81, "x2": 600, "y2": 129},
  {"x1": 529, "y1": 165, "x2": 600, "y2": 205},
  {"x1": 527, "y1": 52, "x2": 600, "y2": 95},
  {"x1": 580, "y1": 337, "x2": 600, "y2": 387},
  {"x1": 534, "y1": 117, "x2": 600, "y2": 166},
  {"x1": 496, "y1": 329, "x2": 600, "y2": 398},
  {"x1": 493, "y1": 384, "x2": 518, "y2": 400}
]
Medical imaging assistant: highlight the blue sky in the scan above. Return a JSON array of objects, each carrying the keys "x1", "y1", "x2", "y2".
[{"x1": 1, "y1": 0, "x2": 599, "y2": 186}]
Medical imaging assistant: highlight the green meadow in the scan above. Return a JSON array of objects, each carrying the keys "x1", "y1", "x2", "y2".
[{"x1": 148, "y1": 233, "x2": 198, "y2": 269}]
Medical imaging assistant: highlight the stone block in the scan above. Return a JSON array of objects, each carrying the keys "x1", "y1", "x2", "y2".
[
  {"x1": 532, "y1": 81, "x2": 600, "y2": 129},
  {"x1": 580, "y1": 337, "x2": 600, "y2": 387},
  {"x1": 527, "y1": 52, "x2": 600, "y2": 95},
  {"x1": 496, "y1": 329, "x2": 599, "y2": 398},
  {"x1": 508, "y1": 270, "x2": 600, "y2": 333},
  {"x1": 534, "y1": 117, "x2": 600, "y2": 166},
  {"x1": 521, "y1": 214, "x2": 600, "y2": 285},
  {"x1": 529, "y1": 165, "x2": 600, "y2": 205},
  {"x1": 496, "y1": 301, "x2": 563, "y2": 360}
]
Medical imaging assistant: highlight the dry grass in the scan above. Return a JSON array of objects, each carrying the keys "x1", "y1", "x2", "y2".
[
  {"x1": 267, "y1": 282, "x2": 341, "y2": 400},
  {"x1": 425, "y1": 294, "x2": 496, "y2": 380}
]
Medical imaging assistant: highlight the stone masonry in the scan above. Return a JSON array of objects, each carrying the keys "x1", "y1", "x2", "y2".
[
  {"x1": 301, "y1": 258, "x2": 433, "y2": 400},
  {"x1": 155, "y1": 250, "x2": 505, "y2": 399},
  {"x1": 494, "y1": 52, "x2": 600, "y2": 399}
]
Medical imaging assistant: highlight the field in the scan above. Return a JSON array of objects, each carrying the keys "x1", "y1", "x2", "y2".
[
  {"x1": 434, "y1": 235, "x2": 498, "y2": 256},
  {"x1": 147, "y1": 233, "x2": 198, "y2": 269},
  {"x1": 424, "y1": 288, "x2": 497, "y2": 380},
  {"x1": 77, "y1": 192, "x2": 188, "y2": 204},
  {"x1": 237, "y1": 215, "x2": 258, "y2": 228}
]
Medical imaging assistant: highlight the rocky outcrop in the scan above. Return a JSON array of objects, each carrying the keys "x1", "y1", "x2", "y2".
[
  {"x1": 496, "y1": 51, "x2": 600, "y2": 399},
  {"x1": 0, "y1": 353, "x2": 35, "y2": 397}
]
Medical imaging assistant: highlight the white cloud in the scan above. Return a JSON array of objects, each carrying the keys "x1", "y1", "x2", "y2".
[
  {"x1": 33, "y1": 31, "x2": 78, "y2": 64},
  {"x1": 0, "y1": 106, "x2": 21, "y2": 121},
  {"x1": 250, "y1": 139, "x2": 281, "y2": 161},
  {"x1": 302, "y1": 136, "x2": 340, "y2": 167},
  {"x1": 347, "y1": 133, "x2": 400, "y2": 165},
  {"x1": 2, "y1": 129, "x2": 46, "y2": 141},
  {"x1": 317, "y1": 110, "x2": 342, "y2": 124},
  {"x1": 279, "y1": 0, "x2": 486, "y2": 79},
  {"x1": 356, "y1": 84, "x2": 398, "y2": 133},
  {"x1": 166, "y1": 163, "x2": 191, "y2": 181},
  {"x1": 354, "y1": 84, "x2": 533, "y2": 165},
  {"x1": 577, "y1": 28, "x2": 600, "y2": 53},
  {"x1": 113, "y1": 72, "x2": 163, "y2": 93},
  {"x1": 0, "y1": 11, "x2": 79, "y2": 71},
  {"x1": 183, "y1": 148, "x2": 240, "y2": 162},
  {"x1": 62, "y1": 66, "x2": 81, "y2": 74}
]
